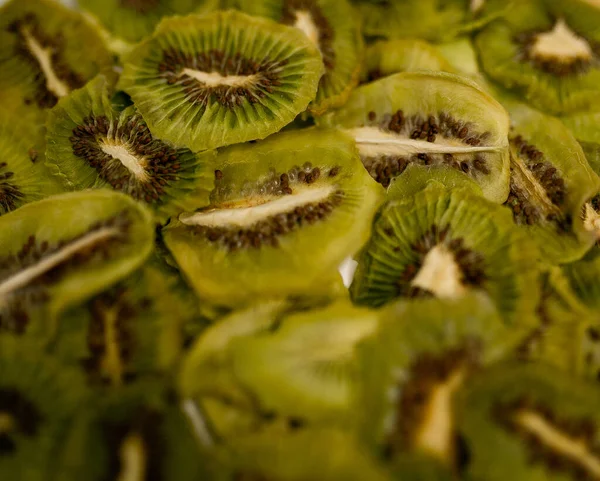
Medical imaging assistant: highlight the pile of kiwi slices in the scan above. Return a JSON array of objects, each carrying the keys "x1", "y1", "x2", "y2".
[{"x1": 7, "y1": 0, "x2": 600, "y2": 479}]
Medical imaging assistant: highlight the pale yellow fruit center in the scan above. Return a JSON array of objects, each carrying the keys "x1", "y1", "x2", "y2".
[
  {"x1": 293, "y1": 11, "x2": 320, "y2": 47},
  {"x1": 411, "y1": 244, "x2": 467, "y2": 299},
  {"x1": 583, "y1": 202, "x2": 600, "y2": 239},
  {"x1": 179, "y1": 68, "x2": 259, "y2": 88},
  {"x1": 470, "y1": 0, "x2": 484, "y2": 12},
  {"x1": 99, "y1": 304, "x2": 126, "y2": 387},
  {"x1": 116, "y1": 434, "x2": 147, "y2": 481},
  {"x1": 532, "y1": 19, "x2": 593, "y2": 62},
  {"x1": 100, "y1": 140, "x2": 149, "y2": 182}
]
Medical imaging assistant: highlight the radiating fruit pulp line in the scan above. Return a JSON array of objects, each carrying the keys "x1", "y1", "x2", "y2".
[
  {"x1": 0, "y1": 227, "x2": 121, "y2": 297},
  {"x1": 179, "y1": 68, "x2": 260, "y2": 88},
  {"x1": 100, "y1": 140, "x2": 150, "y2": 182},
  {"x1": 411, "y1": 244, "x2": 467, "y2": 299},
  {"x1": 22, "y1": 26, "x2": 70, "y2": 98},
  {"x1": 515, "y1": 410, "x2": 600, "y2": 477},
  {"x1": 180, "y1": 185, "x2": 336, "y2": 228},
  {"x1": 116, "y1": 433, "x2": 146, "y2": 481},
  {"x1": 532, "y1": 19, "x2": 592, "y2": 61}
]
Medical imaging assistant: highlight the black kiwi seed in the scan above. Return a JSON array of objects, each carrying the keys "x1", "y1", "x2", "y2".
[
  {"x1": 0, "y1": 162, "x2": 24, "y2": 214},
  {"x1": 7, "y1": 13, "x2": 85, "y2": 109},
  {"x1": 159, "y1": 48, "x2": 289, "y2": 110},
  {"x1": 280, "y1": 0, "x2": 336, "y2": 71},
  {"x1": 69, "y1": 115, "x2": 182, "y2": 204},
  {"x1": 0, "y1": 388, "x2": 43, "y2": 454}
]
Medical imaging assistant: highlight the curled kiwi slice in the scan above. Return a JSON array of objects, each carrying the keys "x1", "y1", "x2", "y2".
[
  {"x1": 0, "y1": 190, "x2": 154, "y2": 337},
  {"x1": 457, "y1": 362, "x2": 600, "y2": 481},
  {"x1": 0, "y1": 337, "x2": 89, "y2": 481},
  {"x1": 238, "y1": 0, "x2": 363, "y2": 115},
  {"x1": 474, "y1": 0, "x2": 600, "y2": 115},
  {"x1": 503, "y1": 101, "x2": 600, "y2": 263},
  {"x1": 0, "y1": 110, "x2": 62, "y2": 216},
  {"x1": 0, "y1": 0, "x2": 113, "y2": 121},
  {"x1": 319, "y1": 71, "x2": 511, "y2": 201},
  {"x1": 119, "y1": 10, "x2": 324, "y2": 151},
  {"x1": 356, "y1": 296, "x2": 515, "y2": 473},
  {"x1": 230, "y1": 300, "x2": 379, "y2": 425},
  {"x1": 350, "y1": 183, "x2": 539, "y2": 328},
  {"x1": 45, "y1": 76, "x2": 214, "y2": 222},
  {"x1": 163, "y1": 128, "x2": 384, "y2": 308}
]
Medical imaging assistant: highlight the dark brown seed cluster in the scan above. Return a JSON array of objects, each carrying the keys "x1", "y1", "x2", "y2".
[
  {"x1": 515, "y1": 24, "x2": 600, "y2": 77},
  {"x1": 158, "y1": 48, "x2": 288, "y2": 109},
  {"x1": 7, "y1": 13, "x2": 85, "y2": 109},
  {"x1": 495, "y1": 397, "x2": 599, "y2": 479},
  {"x1": 83, "y1": 285, "x2": 152, "y2": 386},
  {"x1": 0, "y1": 212, "x2": 131, "y2": 335},
  {"x1": 363, "y1": 111, "x2": 491, "y2": 187},
  {"x1": 281, "y1": 0, "x2": 336, "y2": 71},
  {"x1": 69, "y1": 114, "x2": 183, "y2": 204},
  {"x1": 385, "y1": 344, "x2": 481, "y2": 459},
  {"x1": 119, "y1": 0, "x2": 160, "y2": 14},
  {"x1": 0, "y1": 162, "x2": 24, "y2": 215},
  {"x1": 190, "y1": 191, "x2": 344, "y2": 251},
  {"x1": 393, "y1": 225, "x2": 488, "y2": 298},
  {"x1": 0, "y1": 388, "x2": 43, "y2": 454}
]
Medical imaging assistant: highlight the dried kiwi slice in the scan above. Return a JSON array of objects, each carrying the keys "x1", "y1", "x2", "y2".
[
  {"x1": 119, "y1": 10, "x2": 324, "y2": 151},
  {"x1": 238, "y1": 0, "x2": 363, "y2": 115},
  {"x1": 163, "y1": 128, "x2": 384, "y2": 308},
  {"x1": 45, "y1": 76, "x2": 214, "y2": 222},
  {"x1": 457, "y1": 362, "x2": 600, "y2": 481},
  {"x1": 0, "y1": 109, "x2": 62, "y2": 216},
  {"x1": 355, "y1": 296, "x2": 516, "y2": 472},
  {"x1": 318, "y1": 71, "x2": 511, "y2": 201},
  {"x1": 0, "y1": 190, "x2": 154, "y2": 337},
  {"x1": 0, "y1": 337, "x2": 89, "y2": 481},
  {"x1": 503, "y1": 100, "x2": 600, "y2": 263},
  {"x1": 350, "y1": 183, "x2": 539, "y2": 329},
  {"x1": 0, "y1": 0, "x2": 113, "y2": 122},
  {"x1": 474, "y1": 0, "x2": 600, "y2": 115},
  {"x1": 230, "y1": 300, "x2": 379, "y2": 425}
]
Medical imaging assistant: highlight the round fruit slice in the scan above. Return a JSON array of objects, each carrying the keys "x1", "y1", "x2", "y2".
[
  {"x1": 46, "y1": 75, "x2": 214, "y2": 223},
  {"x1": 318, "y1": 71, "x2": 511, "y2": 202},
  {"x1": 0, "y1": 337, "x2": 89, "y2": 481},
  {"x1": 350, "y1": 183, "x2": 540, "y2": 329},
  {"x1": 119, "y1": 10, "x2": 324, "y2": 151},
  {"x1": 238, "y1": 0, "x2": 363, "y2": 115},
  {"x1": 503, "y1": 100, "x2": 600, "y2": 263},
  {"x1": 474, "y1": 0, "x2": 600, "y2": 115},
  {"x1": 230, "y1": 300, "x2": 380, "y2": 424},
  {"x1": 355, "y1": 295, "x2": 516, "y2": 472},
  {"x1": 457, "y1": 362, "x2": 600, "y2": 481},
  {"x1": 0, "y1": 190, "x2": 154, "y2": 338},
  {"x1": 162, "y1": 128, "x2": 384, "y2": 308},
  {"x1": 0, "y1": 0, "x2": 113, "y2": 122},
  {"x1": 0, "y1": 109, "x2": 62, "y2": 216}
]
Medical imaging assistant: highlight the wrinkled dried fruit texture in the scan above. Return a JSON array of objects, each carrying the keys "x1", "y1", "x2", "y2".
[
  {"x1": 0, "y1": 388, "x2": 43, "y2": 454},
  {"x1": 361, "y1": 111, "x2": 492, "y2": 188},
  {"x1": 192, "y1": 164, "x2": 344, "y2": 251},
  {"x1": 0, "y1": 212, "x2": 131, "y2": 334},
  {"x1": 6, "y1": 13, "x2": 85, "y2": 109},
  {"x1": 69, "y1": 114, "x2": 184, "y2": 205},
  {"x1": 0, "y1": 162, "x2": 24, "y2": 214}
]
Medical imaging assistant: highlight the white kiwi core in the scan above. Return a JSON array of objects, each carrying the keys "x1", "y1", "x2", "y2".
[
  {"x1": 531, "y1": 19, "x2": 593, "y2": 62},
  {"x1": 179, "y1": 68, "x2": 259, "y2": 88},
  {"x1": 293, "y1": 11, "x2": 320, "y2": 47},
  {"x1": 583, "y1": 202, "x2": 600, "y2": 238},
  {"x1": 100, "y1": 141, "x2": 150, "y2": 182},
  {"x1": 116, "y1": 433, "x2": 147, "y2": 481},
  {"x1": 410, "y1": 244, "x2": 467, "y2": 299}
]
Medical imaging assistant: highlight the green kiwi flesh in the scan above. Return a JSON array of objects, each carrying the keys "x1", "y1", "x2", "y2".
[
  {"x1": 163, "y1": 128, "x2": 384, "y2": 308},
  {"x1": 350, "y1": 183, "x2": 540, "y2": 329},
  {"x1": 45, "y1": 75, "x2": 215, "y2": 222},
  {"x1": 119, "y1": 10, "x2": 324, "y2": 151},
  {"x1": 0, "y1": 190, "x2": 154, "y2": 337},
  {"x1": 318, "y1": 71, "x2": 511, "y2": 202}
]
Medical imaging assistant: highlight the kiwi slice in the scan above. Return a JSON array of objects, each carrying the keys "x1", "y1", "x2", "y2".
[
  {"x1": 119, "y1": 10, "x2": 324, "y2": 151},
  {"x1": 0, "y1": 109, "x2": 62, "y2": 216},
  {"x1": 163, "y1": 128, "x2": 384, "y2": 308},
  {"x1": 0, "y1": 190, "x2": 154, "y2": 338},
  {"x1": 0, "y1": 337, "x2": 89, "y2": 481},
  {"x1": 230, "y1": 300, "x2": 379, "y2": 425},
  {"x1": 361, "y1": 39, "x2": 456, "y2": 84},
  {"x1": 238, "y1": 0, "x2": 363, "y2": 115},
  {"x1": 318, "y1": 71, "x2": 511, "y2": 201},
  {"x1": 78, "y1": 0, "x2": 216, "y2": 46},
  {"x1": 350, "y1": 183, "x2": 539, "y2": 329},
  {"x1": 502, "y1": 100, "x2": 600, "y2": 263},
  {"x1": 45, "y1": 75, "x2": 215, "y2": 223},
  {"x1": 474, "y1": 0, "x2": 600, "y2": 115},
  {"x1": 355, "y1": 295, "x2": 516, "y2": 472},
  {"x1": 457, "y1": 361, "x2": 600, "y2": 481},
  {"x1": 0, "y1": 0, "x2": 114, "y2": 122}
]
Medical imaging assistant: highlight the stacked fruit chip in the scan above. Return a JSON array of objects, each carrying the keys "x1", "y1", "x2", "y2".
[{"x1": 2, "y1": 0, "x2": 600, "y2": 479}]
